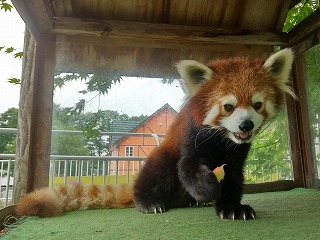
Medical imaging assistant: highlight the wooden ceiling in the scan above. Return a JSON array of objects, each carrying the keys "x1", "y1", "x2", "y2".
[{"x1": 11, "y1": 0, "x2": 318, "y2": 78}]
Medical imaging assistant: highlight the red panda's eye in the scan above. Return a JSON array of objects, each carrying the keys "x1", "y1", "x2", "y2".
[
  {"x1": 253, "y1": 102, "x2": 263, "y2": 110},
  {"x1": 224, "y1": 104, "x2": 234, "y2": 112}
]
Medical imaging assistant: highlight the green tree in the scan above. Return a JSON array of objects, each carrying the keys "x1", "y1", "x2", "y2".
[
  {"x1": 0, "y1": 107, "x2": 18, "y2": 154},
  {"x1": 54, "y1": 73, "x2": 122, "y2": 96},
  {"x1": 283, "y1": 0, "x2": 319, "y2": 32},
  {"x1": 246, "y1": 110, "x2": 292, "y2": 182},
  {"x1": 305, "y1": 45, "x2": 320, "y2": 170},
  {"x1": 72, "y1": 109, "x2": 147, "y2": 156},
  {"x1": 51, "y1": 104, "x2": 90, "y2": 156},
  {"x1": 52, "y1": 104, "x2": 148, "y2": 156}
]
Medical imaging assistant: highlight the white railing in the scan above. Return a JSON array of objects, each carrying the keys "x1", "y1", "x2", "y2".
[
  {"x1": 0, "y1": 128, "x2": 163, "y2": 208},
  {"x1": 0, "y1": 127, "x2": 298, "y2": 208},
  {"x1": 0, "y1": 156, "x2": 146, "y2": 208},
  {"x1": 49, "y1": 156, "x2": 147, "y2": 186},
  {"x1": 0, "y1": 158, "x2": 13, "y2": 208}
]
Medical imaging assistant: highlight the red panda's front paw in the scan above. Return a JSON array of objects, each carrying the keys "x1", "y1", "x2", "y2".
[
  {"x1": 217, "y1": 204, "x2": 256, "y2": 220},
  {"x1": 134, "y1": 199, "x2": 166, "y2": 214},
  {"x1": 179, "y1": 164, "x2": 222, "y2": 203}
]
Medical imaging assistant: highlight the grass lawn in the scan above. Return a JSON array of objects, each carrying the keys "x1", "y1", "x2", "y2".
[{"x1": 2, "y1": 188, "x2": 320, "y2": 240}]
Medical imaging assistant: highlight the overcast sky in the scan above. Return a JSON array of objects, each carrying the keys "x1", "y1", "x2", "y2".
[
  {"x1": 0, "y1": 8, "x2": 24, "y2": 114},
  {"x1": 0, "y1": 8, "x2": 185, "y2": 116}
]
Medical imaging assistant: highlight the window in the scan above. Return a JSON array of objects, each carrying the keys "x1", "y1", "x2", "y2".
[{"x1": 125, "y1": 146, "x2": 134, "y2": 157}]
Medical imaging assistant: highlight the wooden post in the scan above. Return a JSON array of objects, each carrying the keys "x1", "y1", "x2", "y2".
[
  {"x1": 286, "y1": 54, "x2": 315, "y2": 188},
  {"x1": 13, "y1": 29, "x2": 56, "y2": 203}
]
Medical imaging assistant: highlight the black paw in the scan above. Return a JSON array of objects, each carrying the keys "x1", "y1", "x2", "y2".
[
  {"x1": 181, "y1": 165, "x2": 221, "y2": 202},
  {"x1": 134, "y1": 199, "x2": 166, "y2": 214},
  {"x1": 217, "y1": 204, "x2": 256, "y2": 220}
]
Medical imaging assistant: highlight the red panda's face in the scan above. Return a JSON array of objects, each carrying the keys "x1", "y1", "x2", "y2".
[
  {"x1": 202, "y1": 91, "x2": 275, "y2": 144},
  {"x1": 177, "y1": 49, "x2": 295, "y2": 144}
]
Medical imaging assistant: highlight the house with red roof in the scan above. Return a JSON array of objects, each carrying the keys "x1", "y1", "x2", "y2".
[{"x1": 109, "y1": 103, "x2": 177, "y2": 176}]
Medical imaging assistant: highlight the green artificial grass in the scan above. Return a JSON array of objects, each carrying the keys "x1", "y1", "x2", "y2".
[{"x1": 2, "y1": 188, "x2": 320, "y2": 240}]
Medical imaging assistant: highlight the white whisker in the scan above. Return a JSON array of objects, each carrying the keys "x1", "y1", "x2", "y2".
[{"x1": 194, "y1": 126, "x2": 218, "y2": 149}]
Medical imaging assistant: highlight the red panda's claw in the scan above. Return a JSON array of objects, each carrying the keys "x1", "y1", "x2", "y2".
[
  {"x1": 153, "y1": 205, "x2": 165, "y2": 214},
  {"x1": 135, "y1": 200, "x2": 166, "y2": 214}
]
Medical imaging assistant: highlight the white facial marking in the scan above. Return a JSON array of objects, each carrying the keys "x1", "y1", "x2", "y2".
[
  {"x1": 203, "y1": 105, "x2": 219, "y2": 125},
  {"x1": 221, "y1": 95, "x2": 237, "y2": 106},
  {"x1": 220, "y1": 107, "x2": 264, "y2": 144},
  {"x1": 265, "y1": 100, "x2": 276, "y2": 119},
  {"x1": 252, "y1": 92, "x2": 276, "y2": 120},
  {"x1": 251, "y1": 93, "x2": 264, "y2": 104},
  {"x1": 203, "y1": 95, "x2": 237, "y2": 126}
]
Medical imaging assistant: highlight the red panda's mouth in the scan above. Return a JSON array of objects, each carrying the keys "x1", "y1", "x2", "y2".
[{"x1": 233, "y1": 132, "x2": 252, "y2": 141}]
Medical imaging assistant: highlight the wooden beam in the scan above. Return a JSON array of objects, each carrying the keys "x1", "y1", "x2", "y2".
[
  {"x1": 275, "y1": 0, "x2": 293, "y2": 32},
  {"x1": 13, "y1": 30, "x2": 56, "y2": 202},
  {"x1": 57, "y1": 35, "x2": 276, "y2": 52},
  {"x1": 55, "y1": 41, "x2": 273, "y2": 77},
  {"x1": 244, "y1": 180, "x2": 296, "y2": 194},
  {"x1": 292, "y1": 29, "x2": 320, "y2": 55},
  {"x1": 287, "y1": 54, "x2": 316, "y2": 188},
  {"x1": 52, "y1": 17, "x2": 288, "y2": 46},
  {"x1": 287, "y1": 8, "x2": 320, "y2": 47},
  {"x1": 27, "y1": 38, "x2": 56, "y2": 193},
  {"x1": 12, "y1": 0, "x2": 54, "y2": 42},
  {"x1": 13, "y1": 29, "x2": 36, "y2": 203}
]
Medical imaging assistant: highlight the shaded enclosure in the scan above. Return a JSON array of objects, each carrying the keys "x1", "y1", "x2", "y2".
[{"x1": 8, "y1": 0, "x2": 320, "y2": 204}]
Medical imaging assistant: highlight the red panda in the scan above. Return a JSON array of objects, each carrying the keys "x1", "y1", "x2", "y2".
[{"x1": 14, "y1": 49, "x2": 295, "y2": 220}]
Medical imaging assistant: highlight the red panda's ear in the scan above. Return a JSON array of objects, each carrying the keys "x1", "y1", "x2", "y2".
[
  {"x1": 263, "y1": 48, "x2": 296, "y2": 98},
  {"x1": 176, "y1": 60, "x2": 213, "y2": 96}
]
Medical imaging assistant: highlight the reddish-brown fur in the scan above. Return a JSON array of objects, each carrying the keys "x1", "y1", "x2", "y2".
[
  {"x1": 14, "y1": 184, "x2": 134, "y2": 218},
  {"x1": 202, "y1": 58, "x2": 284, "y2": 122}
]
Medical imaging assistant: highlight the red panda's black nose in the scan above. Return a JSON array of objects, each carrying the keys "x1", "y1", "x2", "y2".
[{"x1": 239, "y1": 120, "x2": 254, "y2": 132}]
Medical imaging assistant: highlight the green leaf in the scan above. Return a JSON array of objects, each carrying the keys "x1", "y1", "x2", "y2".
[
  {"x1": 13, "y1": 51, "x2": 23, "y2": 59},
  {"x1": 1, "y1": 2, "x2": 13, "y2": 12},
  {"x1": 74, "y1": 99, "x2": 86, "y2": 114},
  {"x1": 283, "y1": 0, "x2": 320, "y2": 32},
  {"x1": 79, "y1": 90, "x2": 88, "y2": 94},
  {"x1": 54, "y1": 76, "x2": 66, "y2": 89},
  {"x1": 4, "y1": 47, "x2": 15, "y2": 54},
  {"x1": 7, "y1": 78, "x2": 21, "y2": 85},
  {"x1": 85, "y1": 74, "x2": 122, "y2": 95}
]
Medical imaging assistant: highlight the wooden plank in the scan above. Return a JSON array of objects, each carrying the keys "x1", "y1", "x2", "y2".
[
  {"x1": 244, "y1": 180, "x2": 296, "y2": 194},
  {"x1": 13, "y1": 29, "x2": 36, "y2": 203},
  {"x1": 27, "y1": 39, "x2": 56, "y2": 192},
  {"x1": 275, "y1": 0, "x2": 292, "y2": 32},
  {"x1": 27, "y1": 0, "x2": 54, "y2": 32},
  {"x1": 55, "y1": 41, "x2": 273, "y2": 77},
  {"x1": 52, "y1": 17, "x2": 288, "y2": 46},
  {"x1": 292, "y1": 29, "x2": 320, "y2": 54},
  {"x1": 58, "y1": 35, "x2": 277, "y2": 52},
  {"x1": 13, "y1": 30, "x2": 56, "y2": 201},
  {"x1": 286, "y1": 91, "x2": 305, "y2": 187},
  {"x1": 11, "y1": 0, "x2": 54, "y2": 42},
  {"x1": 288, "y1": 54, "x2": 316, "y2": 188}
]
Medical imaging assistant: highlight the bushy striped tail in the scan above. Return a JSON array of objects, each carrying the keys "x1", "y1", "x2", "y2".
[{"x1": 14, "y1": 183, "x2": 134, "y2": 218}]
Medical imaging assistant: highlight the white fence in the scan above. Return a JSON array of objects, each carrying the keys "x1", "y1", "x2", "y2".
[
  {"x1": 49, "y1": 156, "x2": 147, "y2": 186},
  {"x1": 0, "y1": 128, "x2": 297, "y2": 208},
  {"x1": 0, "y1": 159, "x2": 13, "y2": 207},
  {"x1": 0, "y1": 128, "x2": 162, "y2": 208}
]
